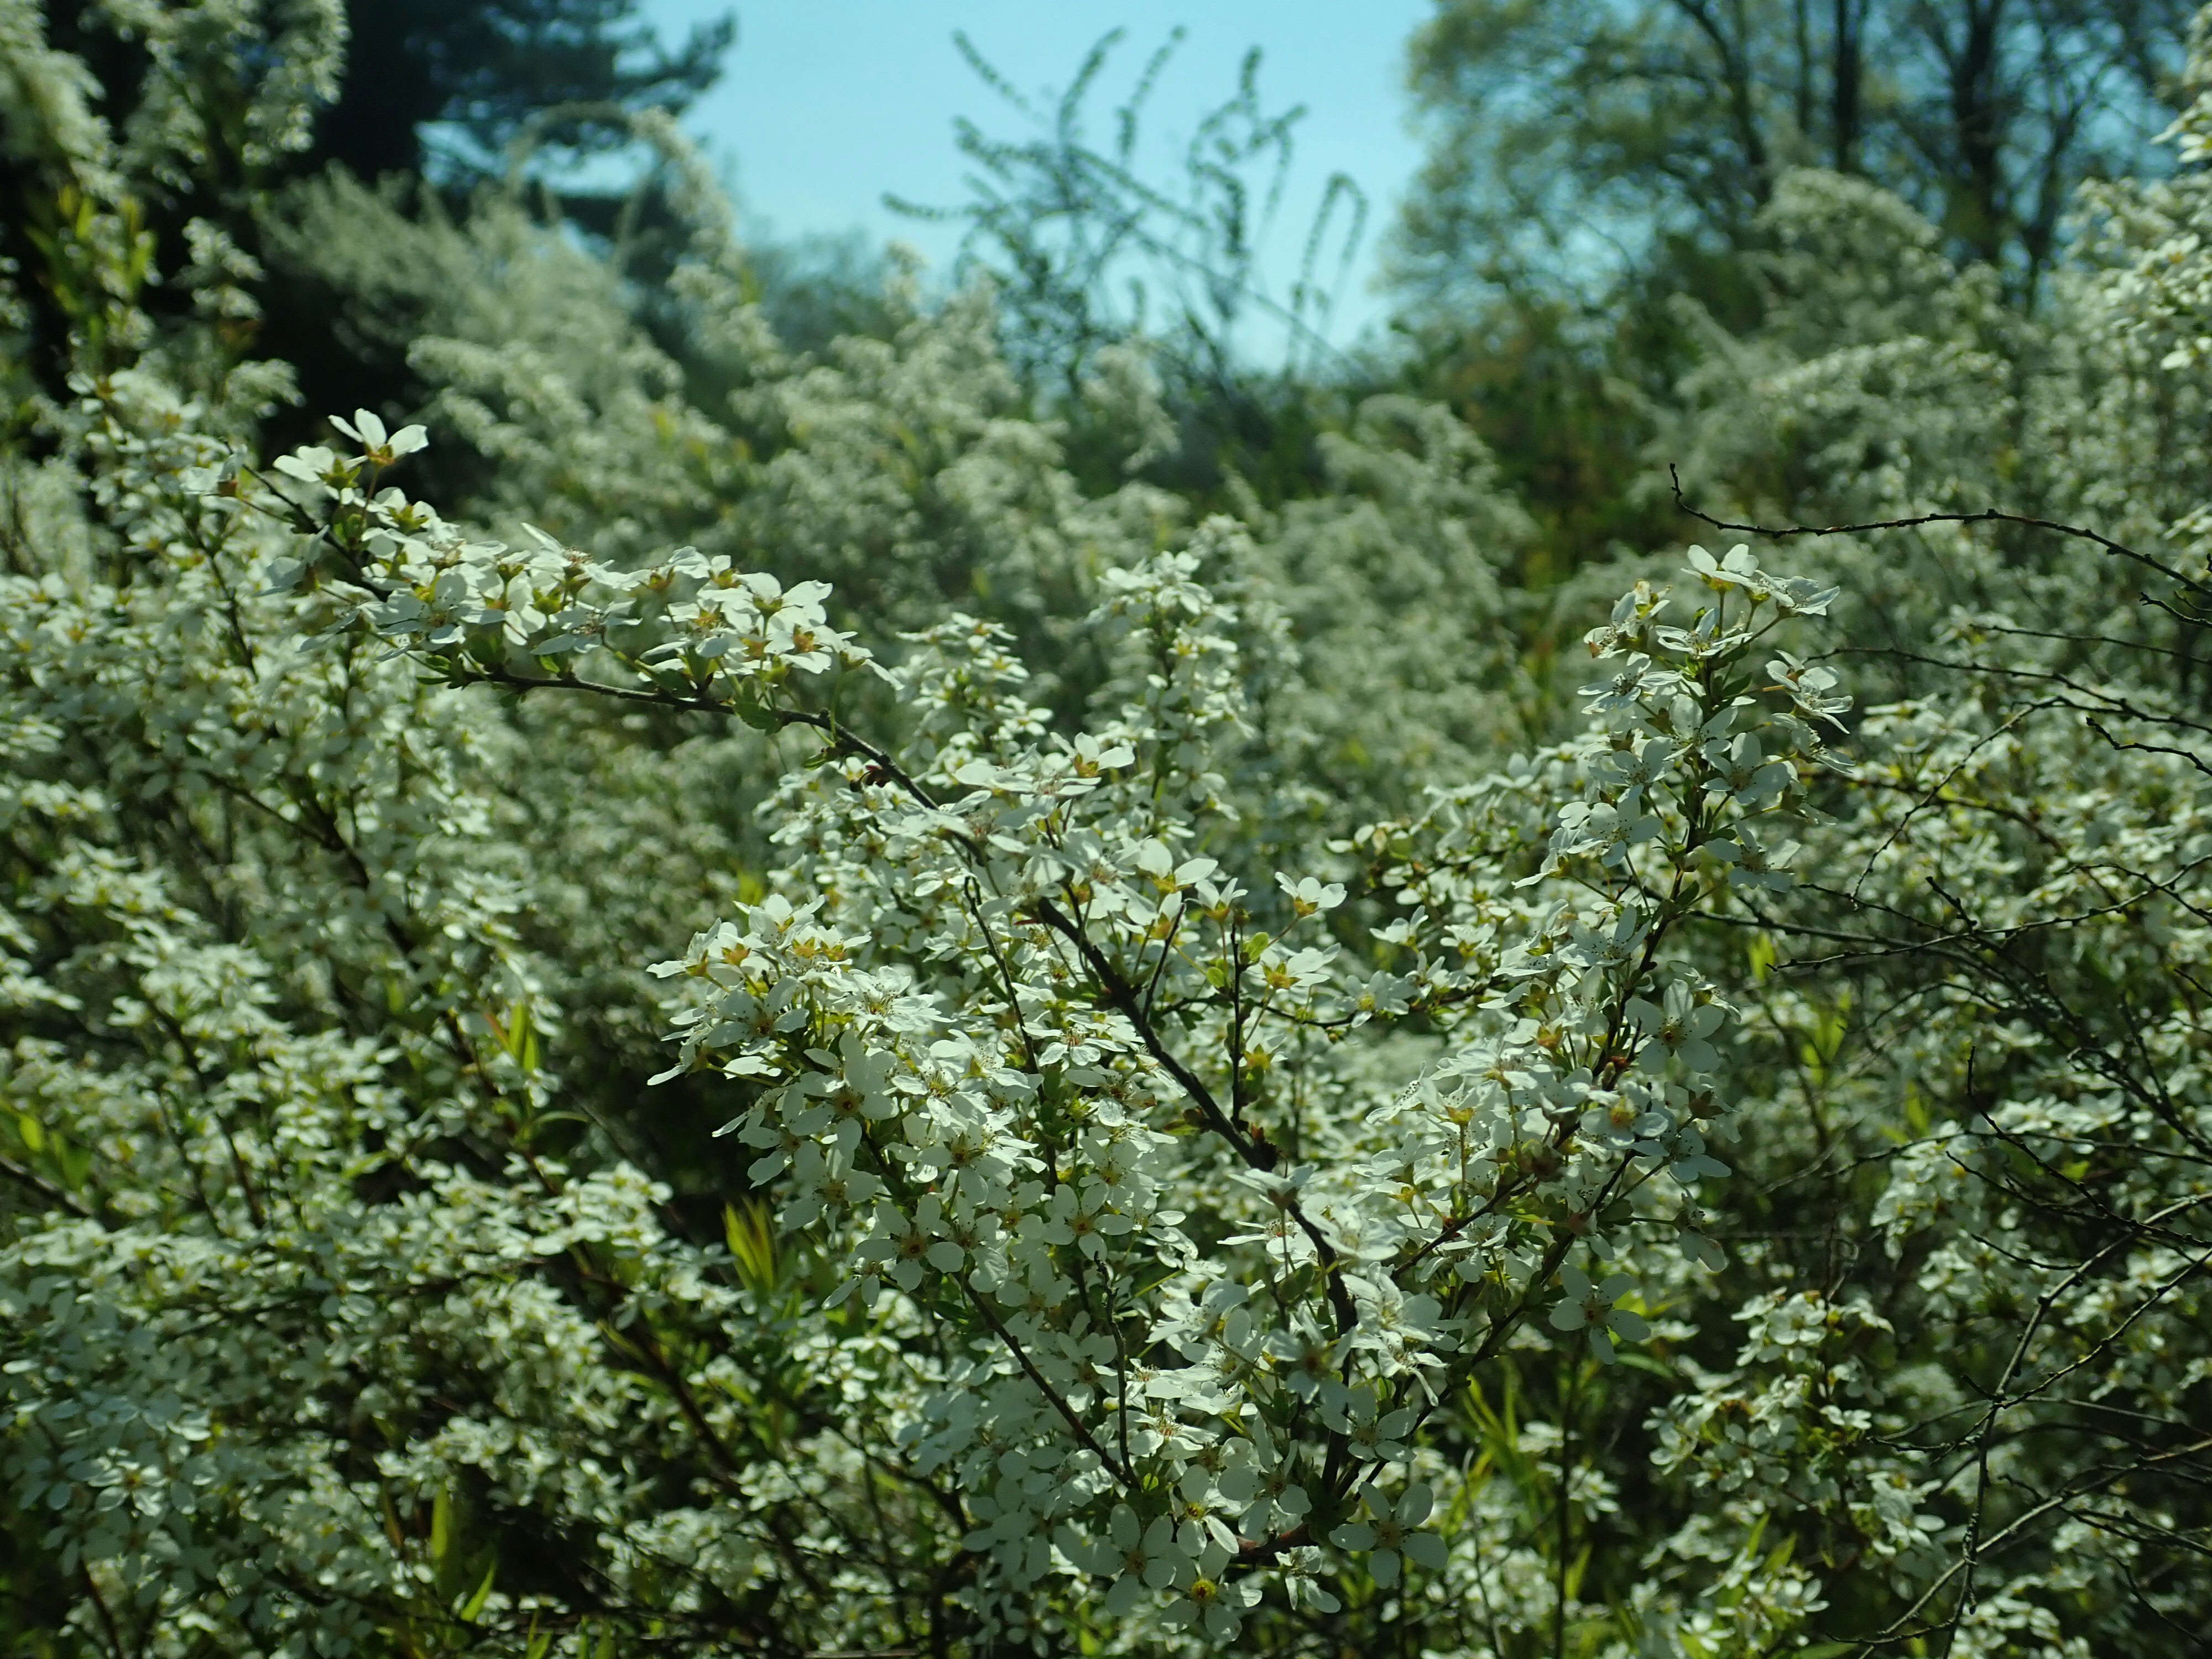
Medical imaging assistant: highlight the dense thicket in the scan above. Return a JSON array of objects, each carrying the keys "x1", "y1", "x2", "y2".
[{"x1": 2, "y1": 3, "x2": 2210, "y2": 1657}]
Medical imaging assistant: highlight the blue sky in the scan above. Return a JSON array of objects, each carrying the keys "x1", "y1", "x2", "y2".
[{"x1": 645, "y1": 1, "x2": 1434, "y2": 345}]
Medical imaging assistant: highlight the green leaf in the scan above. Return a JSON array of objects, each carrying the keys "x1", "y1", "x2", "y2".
[
  {"x1": 1745, "y1": 931, "x2": 1777, "y2": 981},
  {"x1": 1562, "y1": 1541, "x2": 1591, "y2": 1599},
  {"x1": 457, "y1": 1555, "x2": 496, "y2": 1623},
  {"x1": 724, "y1": 1202, "x2": 779, "y2": 1296}
]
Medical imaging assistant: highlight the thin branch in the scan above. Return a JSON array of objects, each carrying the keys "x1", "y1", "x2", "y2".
[
  {"x1": 0, "y1": 1151, "x2": 95, "y2": 1219},
  {"x1": 1029, "y1": 896, "x2": 1361, "y2": 1339},
  {"x1": 1668, "y1": 465, "x2": 2205, "y2": 598}
]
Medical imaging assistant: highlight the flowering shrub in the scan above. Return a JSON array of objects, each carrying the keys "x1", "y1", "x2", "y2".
[
  {"x1": 295, "y1": 419, "x2": 1851, "y2": 1636},
  {"x1": 2, "y1": 3, "x2": 2210, "y2": 1657},
  {"x1": 0, "y1": 372, "x2": 1851, "y2": 1651}
]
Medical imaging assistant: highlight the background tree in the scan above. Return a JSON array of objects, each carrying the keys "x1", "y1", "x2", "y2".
[
  {"x1": 0, "y1": 0, "x2": 733, "y2": 418},
  {"x1": 1398, "y1": 0, "x2": 2193, "y2": 301},
  {"x1": 315, "y1": 0, "x2": 733, "y2": 183},
  {"x1": 1388, "y1": 0, "x2": 2196, "y2": 583}
]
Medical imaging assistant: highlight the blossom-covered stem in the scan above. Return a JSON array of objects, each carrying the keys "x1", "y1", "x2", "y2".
[
  {"x1": 1027, "y1": 896, "x2": 1361, "y2": 1339},
  {"x1": 187, "y1": 731, "x2": 562, "y2": 1192},
  {"x1": 853, "y1": 1118, "x2": 1136, "y2": 1489},
  {"x1": 956, "y1": 1270, "x2": 1135, "y2": 1488},
  {"x1": 958, "y1": 879, "x2": 1117, "y2": 1342},
  {"x1": 1397, "y1": 1178, "x2": 1526, "y2": 1276},
  {"x1": 1232, "y1": 1522, "x2": 1313, "y2": 1571},
  {"x1": 1140, "y1": 900, "x2": 1186, "y2": 1025},
  {"x1": 591, "y1": 1310, "x2": 754, "y2": 1496},
  {"x1": 1381, "y1": 1177, "x2": 1625, "y2": 1514},
  {"x1": 959, "y1": 881, "x2": 1043, "y2": 1079},
  {"x1": 1100, "y1": 1261, "x2": 1136, "y2": 1480},
  {"x1": 77, "y1": 1561, "x2": 126, "y2": 1659},
  {"x1": 376, "y1": 653, "x2": 950, "y2": 816},
  {"x1": 1462, "y1": 1235, "x2": 1582, "y2": 1374},
  {"x1": 1228, "y1": 911, "x2": 1249, "y2": 1134},
  {"x1": 144, "y1": 1001, "x2": 267, "y2": 1230},
  {"x1": 182, "y1": 510, "x2": 262, "y2": 675}
]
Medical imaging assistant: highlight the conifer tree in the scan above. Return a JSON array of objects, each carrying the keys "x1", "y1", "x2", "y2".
[{"x1": 316, "y1": 0, "x2": 733, "y2": 182}]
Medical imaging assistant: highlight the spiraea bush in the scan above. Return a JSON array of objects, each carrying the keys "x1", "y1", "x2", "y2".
[{"x1": 2, "y1": 4, "x2": 2209, "y2": 1656}]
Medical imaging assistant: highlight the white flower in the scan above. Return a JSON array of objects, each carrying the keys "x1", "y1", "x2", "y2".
[
  {"x1": 1331, "y1": 1482, "x2": 1447, "y2": 1587},
  {"x1": 1548, "y1": 1265, "x2": 1652, "y2": 1361}
]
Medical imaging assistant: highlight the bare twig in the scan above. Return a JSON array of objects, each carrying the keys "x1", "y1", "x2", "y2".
[{"x1": 1667, "y1": 465, "x2": 2205, "y2": 599}]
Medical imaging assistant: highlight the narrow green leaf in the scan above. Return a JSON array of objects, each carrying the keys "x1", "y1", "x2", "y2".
[{"x1": 457, "y1": 1555, "x2": 495, "y2": 1623}]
